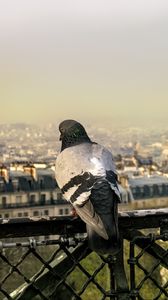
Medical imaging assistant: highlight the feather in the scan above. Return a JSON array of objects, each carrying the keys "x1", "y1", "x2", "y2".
[
  {"x1": 55, "y1": 120, "x2": 121, "y2": 255},
  {"x1": 74, "y1": 201, "x2": 108, "y2": 240}
]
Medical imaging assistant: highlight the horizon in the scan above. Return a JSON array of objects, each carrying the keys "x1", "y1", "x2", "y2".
[{"x1": 1, "y1": 120, "x2": 168, "y2": 133}]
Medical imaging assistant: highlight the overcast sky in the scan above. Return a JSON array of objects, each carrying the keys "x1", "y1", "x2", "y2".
[{"x1": 1, "y1": 0, "x2": 168, "y2": 127}]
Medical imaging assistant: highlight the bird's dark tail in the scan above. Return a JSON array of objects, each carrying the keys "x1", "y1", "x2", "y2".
[{"x1": 87, "y1": 195, "x2": 120, "y2": 255}]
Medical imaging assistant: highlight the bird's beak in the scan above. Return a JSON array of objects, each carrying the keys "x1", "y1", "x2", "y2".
[{"x1": 59, "y1": 133, "x2": 63, "y2": 141}]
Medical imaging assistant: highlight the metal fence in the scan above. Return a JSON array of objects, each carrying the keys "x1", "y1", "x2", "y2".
[{"x1": 0, "y1": 208, "x2": 168, "y2": 300}]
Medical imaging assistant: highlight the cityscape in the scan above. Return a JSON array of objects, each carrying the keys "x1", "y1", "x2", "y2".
[
  {"x1": 1, "y1": 122, "x2": 168, "y2": 164},
  {"x1": 0, "y1": 122, "x2": 168, "y2": 219}
]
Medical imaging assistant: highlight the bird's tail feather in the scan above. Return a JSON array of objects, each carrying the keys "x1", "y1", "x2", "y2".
[
  {"x1": 87, "y1": 199, "x2": 120, "y2": 255},
  {"x1": 87, "y1": 226, "x2": 120, "y2": 255},
  {"x1": 74, "y1": 200, "x2": 108, "y2": 240}
]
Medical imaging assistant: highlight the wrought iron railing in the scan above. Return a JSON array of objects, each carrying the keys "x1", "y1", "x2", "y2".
[{"x1": 0, "y1": 208, "x2": 168, "y2": 300}]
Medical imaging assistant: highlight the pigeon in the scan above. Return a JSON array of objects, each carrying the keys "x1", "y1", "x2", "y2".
[{"x1": 55, "y1": 119, "x2": 121, "y2": 255}]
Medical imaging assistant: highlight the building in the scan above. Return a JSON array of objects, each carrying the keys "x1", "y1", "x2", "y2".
[
  {"x1": 1, "y1": 159, "x2": 167, "y2": 218},
  {"x1": 0, "y1": 164, "x2": 71, "y2": 219},
  {"x1": 129, "y1": 175, "x2": 168, "y2": 200},
  {"x1": 118, "y1": 174, "x2": 168, "y2": 210}
]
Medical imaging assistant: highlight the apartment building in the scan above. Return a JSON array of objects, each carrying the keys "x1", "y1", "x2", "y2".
[{"x1": 0, "y1": 164, "x2": 71, "y2": 218}]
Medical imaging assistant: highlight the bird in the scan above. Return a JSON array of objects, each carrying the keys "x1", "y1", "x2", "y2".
[{"x1": 55, "y1": 119, "x2": 121, "y2": 255}]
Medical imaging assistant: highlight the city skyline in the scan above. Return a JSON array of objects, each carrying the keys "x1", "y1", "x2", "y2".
[{"x1": 1, "y1": 1, "x2": 168, "y2": 127}]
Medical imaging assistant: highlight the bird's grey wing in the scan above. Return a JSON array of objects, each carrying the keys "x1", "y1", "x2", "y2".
[
  {"x1": 55, "y1": 146, "x2": 109, "y2": 239},
  {"x1": 55, "y1": 144, "x2": 105, "y2": 203},
  {"x1": 101, "y1": 148, "x2": 121, "y2": 201},
  {"x1": 59, "y1": 170, "x2": 108, "y2": 239}
]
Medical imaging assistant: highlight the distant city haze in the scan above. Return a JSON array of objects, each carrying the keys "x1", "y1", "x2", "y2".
[{"x1": 1, "y1": 0, "x2": 168, "y2": 128}]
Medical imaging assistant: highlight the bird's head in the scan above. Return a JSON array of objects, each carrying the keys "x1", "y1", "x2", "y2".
[{"x1": 58, "y1": 119, "x2": 91, "y2": 151}]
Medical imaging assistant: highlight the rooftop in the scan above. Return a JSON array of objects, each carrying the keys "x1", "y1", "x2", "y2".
[{"x1": 129, "y1": 175, "x2": 168, "y2": 187}]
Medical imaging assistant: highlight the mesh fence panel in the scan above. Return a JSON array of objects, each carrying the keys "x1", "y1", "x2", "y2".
[{"x1": 0, "y1": 210, "x2": 168, "y2": 300}]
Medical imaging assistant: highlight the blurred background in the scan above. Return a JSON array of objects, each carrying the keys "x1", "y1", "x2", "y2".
[{"x1": 1, "y1": 0, "x2": 168, "y2": 128}]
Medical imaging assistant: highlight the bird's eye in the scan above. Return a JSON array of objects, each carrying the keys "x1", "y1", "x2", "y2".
[{"x1": 59, "y1": 127, "x2": 65, "y2": 134}]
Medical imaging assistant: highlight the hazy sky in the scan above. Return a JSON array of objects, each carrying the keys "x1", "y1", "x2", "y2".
[{"x1": 1, "y1": 0, "x2": 168, "y2": 127}]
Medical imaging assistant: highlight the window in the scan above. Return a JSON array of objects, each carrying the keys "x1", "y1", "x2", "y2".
[
  {"x1": 153, "y1": 184, "x2": 159, "y2": 196},
  {"x1": 18, "y1": 212, "x2": 22, "y2": 217},
  {"x1": 4, "y1": 213, "x2": 9, "y2": 218},
  {"x1": 135, "y1": 187, "x2": 141, "y2": 199},
  {"x1": 65, "y1": 208, "x2": 69, "y2": 215},
  {"x1": 33, "y1": 211, "x2": 39, "y2": 216},
  {"x1": 59, "y1": 209, "x2": 63, "y2": 215},
  {"x1": 2, "y1": 196, "x2": 7, "y2": 207},
  {"x1": 44, "y1": 210, "x2": 49, "y2": 216},
  {"x1": 143, "y1": 185, "x2": 150, "y2": 198},
  {"x1": 40, "y1": 194, "x2": 46, "y2": 205},
  {"x1": 161, "y1": 184, "x2": 166, "y2": 196},
  {"x1": 30, "y1": 194, "x2": 36, "y2": 204},
  {"x1": 24, "y1": 212, "x2": 28, "y2": 217},
  {"x1": 40, "y1": 179, "x2": 44, "y2": 188},
  {"x1": 12, "y1": 179, "x2": 19, "y2": 190}
]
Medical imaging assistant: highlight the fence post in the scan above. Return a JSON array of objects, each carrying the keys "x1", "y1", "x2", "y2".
[{"x1": 109, "y1": 233, "x2": 129, "y2": 300}]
